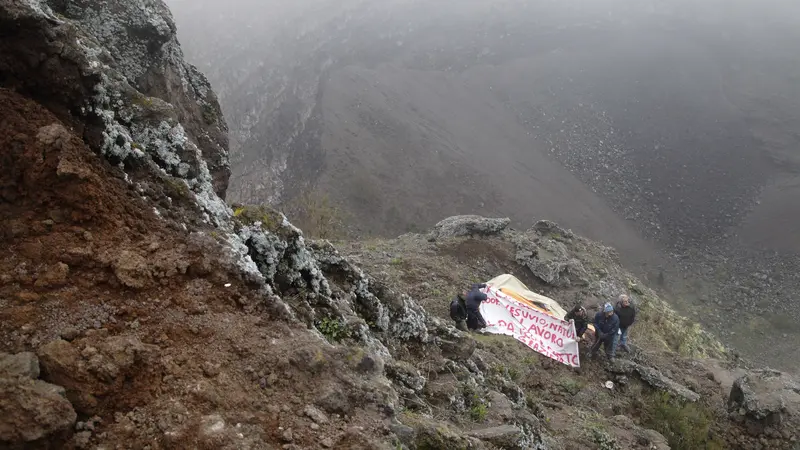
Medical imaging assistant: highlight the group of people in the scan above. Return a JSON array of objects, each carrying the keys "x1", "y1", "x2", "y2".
[
  {"x1": 449, "y1": 283, "x2": 488, "y2": 332},
  {"x1": 565, "y1": 294, "x2": 636, "y2": 362},
  {"x1": 450, "y1": 283, "x2": 637, "y2": 364}
]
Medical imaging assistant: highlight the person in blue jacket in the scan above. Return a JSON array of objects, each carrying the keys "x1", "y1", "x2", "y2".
[
  {"x1": 465, "y1": 283, "x2": 488, "y2": 331},
  {"x1": 590, "y1": 302, "x2": 620, "y2": 361}
]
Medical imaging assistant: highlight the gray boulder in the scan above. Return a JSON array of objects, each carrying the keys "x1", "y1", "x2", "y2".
[
  {"x1": 513, "y1": 233, "x2": 588, "y2": 287},
  {"x1": 429, "y1": 215, "x2": 510, "y2": 240},
  {"x1": 0, "y1": 352, "x2": 40, "y2": 379},
  {"x1": 468, "y1": 425, "x2": 525, "y2": 449},
  {"x1": 728, "y1": 369, "x2": 800, "y2": 437},
  {"x1": 609, "y1": 359, "x2": 700, "y2": 402},
  {"x1": 435, "y1": 325, "x2": 477, "y2": 362},
  {"x1": 532, "y1": 220, "x2": 575, "y2": 239},
  {"x1": 0, "y1": 360, "x2": 76, "y2": 444}
]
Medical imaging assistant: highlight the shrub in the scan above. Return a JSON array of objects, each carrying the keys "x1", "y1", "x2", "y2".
[
  {"x1": 315, "y1": 317, "x2": 351, "y2": 342},
  {"x1": 641, "y1": 392, "x2": 724, "y2": 450},
  {"x1": 469, "y1": 403, "x2": 488, "y2": 422},
  {"x1": 282, "y1": 187, "x2": 345, "y2": 240},
  {"x1": 591, "y1": 428, "x2": 621, "y2": 450},
  {"x1": 556, "y1": 377, "x2": 584, "y2": 396}
]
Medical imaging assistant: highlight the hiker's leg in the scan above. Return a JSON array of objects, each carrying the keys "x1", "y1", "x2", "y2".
[
  {"x1": 590, "y1": 337, "x2": 602, "y2": 356},
  {"x1": 606, "y1": 334, "x2": 618, "y2": 358},
  {"x1": 619, "y1": 327, "x2": 629, "y2": 347},
  {"x1": 466, "y1": 312, "x2": 481, "y2": 331}
]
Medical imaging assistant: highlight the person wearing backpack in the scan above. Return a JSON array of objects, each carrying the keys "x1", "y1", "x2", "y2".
[
  {"x1": 450, "y1": 283, "x2": 488, "y2": 332},
  {"x1": 450, "y1": 291, "x2": 469, "y2": 331}
]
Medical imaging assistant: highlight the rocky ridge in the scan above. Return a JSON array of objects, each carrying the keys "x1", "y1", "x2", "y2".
[{"x1": 1, "y1": 1, "x2": 799, "y2": 449}]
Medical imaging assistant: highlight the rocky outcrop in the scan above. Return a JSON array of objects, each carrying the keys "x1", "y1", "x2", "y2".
[
  {"x1": 45, "y1": 0, "x2": 230, "y2": 196},
  {"x1": 0, "y1": 352, "x2": 76, "y2": 446},
  {"x1": 513, "y1": 222, "x2": 589, "y2": 287},
  {"x1": 468, "y1": 425, "x2": 526, "y2": 449},
  {"x1": 728, "y1": 369, "x2": 800, "y2": 439},
  {"x1": 610, "y1": 359, "x2": 700, "y2": 402},
  {"x1": 1, "y1": 0, "x2": 229, "y2": 199},
  {"x1": 38, "y1": 336, "x2": 160, "y2": 415},
  {"x1": 429, "y1": 215, "x2": 511, "y2": 240}
]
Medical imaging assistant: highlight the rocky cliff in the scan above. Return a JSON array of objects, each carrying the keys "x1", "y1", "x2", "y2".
[{"x1": 1, "y1": 1, "x2": 799, "y2": 450}]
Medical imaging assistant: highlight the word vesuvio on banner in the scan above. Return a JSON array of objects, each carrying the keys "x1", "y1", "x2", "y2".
[{"x1": 479, "y1": 286, "x2": 580, "y2": 367}]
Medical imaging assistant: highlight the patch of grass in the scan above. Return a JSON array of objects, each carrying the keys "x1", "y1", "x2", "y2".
[
  {"x1": 469, "y1": 403, "x2": 488, "y2": 422},
  {"x1": 315, "y1": 316, "x2": 351, "y2": 343},
  {"x1": 491, "y1": 364, "x2": 521, "y2": 382},
  {"x1": 232, "y1": 204, "x2": 282, "y2": 233},
  {"x1": 462, "y1": 382, "x2": 488, "y2": 422},
  {"x1": 556, "y1": 377, "x2": 584, "y2": 396},
  {"x1": 640, "y1": 392, "x2": 724, "y2": 450},
  {"x1": 390, "y1": 257, "x2": 404, "y2": 266}
]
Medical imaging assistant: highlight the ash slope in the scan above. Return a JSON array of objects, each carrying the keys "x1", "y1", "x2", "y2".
[{"x1": 167, "y1": 0, "x2": 800, "y2": 371}]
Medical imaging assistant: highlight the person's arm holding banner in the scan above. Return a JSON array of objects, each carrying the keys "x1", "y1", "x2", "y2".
[{"x1": 593, "y1": 313, "x2": 604, "y2": 340}]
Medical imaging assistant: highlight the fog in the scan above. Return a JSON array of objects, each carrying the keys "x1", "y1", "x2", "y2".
[{"x1": 166, "y1": 0, "x2": 800, "y2": 371}]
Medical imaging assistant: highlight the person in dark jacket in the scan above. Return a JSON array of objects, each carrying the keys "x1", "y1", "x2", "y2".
[
  {"x1": 465, "y1": 283, "x2": 488, "y2": 331},
  {"x1": 614, "y1": 294, "x2": 636, "y2": 352},
  {"x1": 450, "y1": 291, "x2": 469, "y2": 331},
  {"x1": 565, "y1": 305, "x2": 589, "y2": 339},
  {"x1": 590, "y1": 303, "x2": 620, "y2": 360}
]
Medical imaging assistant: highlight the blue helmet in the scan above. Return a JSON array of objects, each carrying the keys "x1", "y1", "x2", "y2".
[{"x1": 603, "y1": 303, "x2": 614, "y2": 313}]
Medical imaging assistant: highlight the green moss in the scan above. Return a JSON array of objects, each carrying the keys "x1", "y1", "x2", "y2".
[
  {"x1": 164, "y1": 176, "x2": 191, "y2": 199},
  {"x1": 315, "y1": 316, "x2": 351, "y2": 342},
  {"x1": 131, "y1": 93, "x2": 156, "y2": 108},
  {"x1": 232, "y1": 205, "x2": 284, "y2": 233}
]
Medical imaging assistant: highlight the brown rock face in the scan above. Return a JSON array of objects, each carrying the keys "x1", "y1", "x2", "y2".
[
  {"x1": 0, "y1": 351, "x2": 76, "y2": 446},
  {"x1": 0, "y1": 377, "x2": 77, "y2": 444}
]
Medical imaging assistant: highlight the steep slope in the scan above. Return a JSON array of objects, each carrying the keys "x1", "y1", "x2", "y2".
[
  {"x1": 166, "y1": 0, "x2": 800, "y2": 372},
  {"x1": 317, "y1": 64, "x2": 659, "y2": 268},
  {"x1": 1, "y1": 1, "x2": 799, "y2": 450}
]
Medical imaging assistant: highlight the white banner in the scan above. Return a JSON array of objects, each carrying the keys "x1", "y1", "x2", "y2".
[{"x1": 479, "y1": 285, "x2": 580, "y2": 367}]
